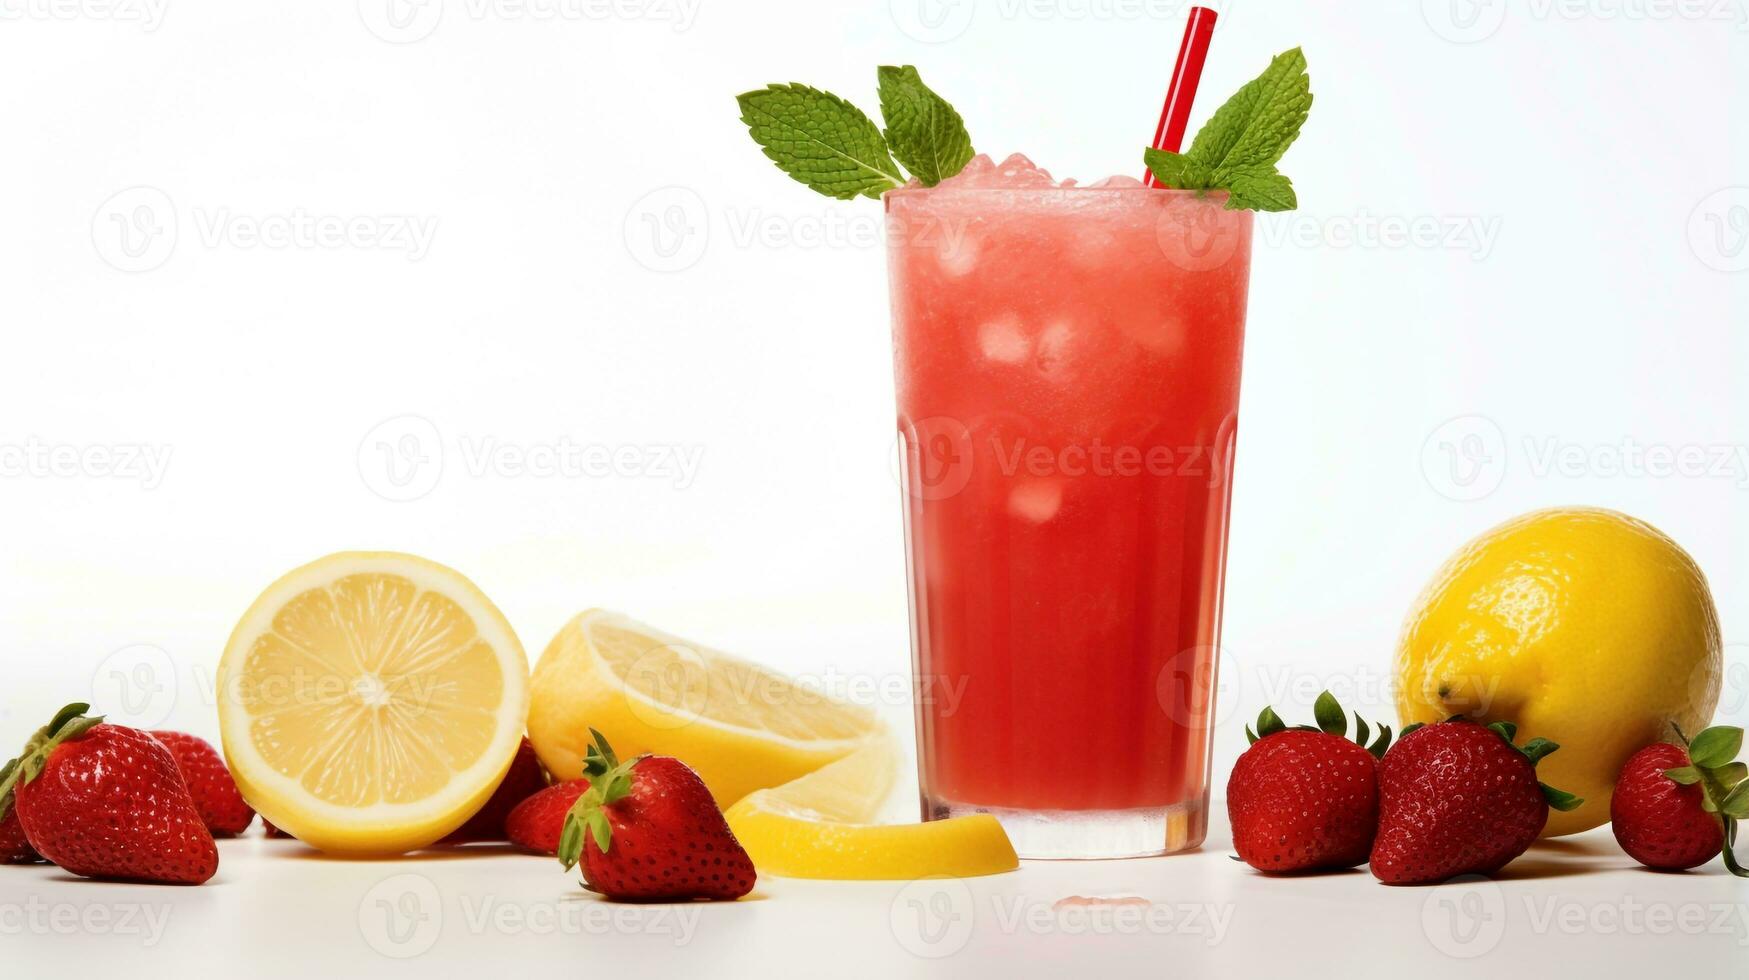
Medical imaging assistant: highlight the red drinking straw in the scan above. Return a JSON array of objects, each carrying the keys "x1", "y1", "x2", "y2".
[{"x1": 1143, "y1": 5, "x2": 1219, "y2": 187}]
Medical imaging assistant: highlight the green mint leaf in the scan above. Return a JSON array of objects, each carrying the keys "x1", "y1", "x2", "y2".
[
  {"x1": 1216, "y1": 165, "x2": 1296, "y2": 212},
  {"x1": 1185, "y1": 47, "x2": 1312, "y2": 175},
  {"x1": 1541, "y1": 784, "x2": 1584, "y2": 812},
  {"x1": 737, "y1": 83, "x2": 904, "y2": 200},
  {"x1": 876, "y1": 65, "x2": 973, "y2": 187},
  {"x1": 1144, "y1": 48, "x2": 1311, "y2": 211},
  {"x1": 1689, "y1": 726, "x2": 1743, "y2": 769},
  {"x1": 1313, "y1": 691, "x2": 1346, "y2": 737},
  {"x1": 1142, "y1": 148, "x2": 1216, "y2": 190},
  {"x1": 1664, "y1": 766, "x2": 1703, "y2": 785}
]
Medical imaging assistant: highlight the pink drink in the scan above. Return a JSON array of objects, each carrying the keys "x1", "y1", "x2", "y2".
[{"x1": 887, "y1": 156, "x2": 1252, "y2": 858}]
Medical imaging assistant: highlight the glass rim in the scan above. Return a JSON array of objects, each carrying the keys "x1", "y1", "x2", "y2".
[{"x1": 883, "y1": 185, "x2": 1229, "y2": 199}]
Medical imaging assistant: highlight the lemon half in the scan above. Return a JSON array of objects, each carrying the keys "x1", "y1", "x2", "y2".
[
  {"x1": 526, "y1": 610, "x2": 881, "y2": 807},
  {"x1": 217, "y1": 552, "x2": 530, "y2": 854}
]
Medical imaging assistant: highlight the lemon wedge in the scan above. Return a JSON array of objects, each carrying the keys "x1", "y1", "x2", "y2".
[
  {"x1": 526, "y1": 610, "x2": 882, "y2": 807},
  {"x1": 725, "y1": 737, "x2": 1019, "y2": 879},
  {"x1": 216, "y1": 552, "x2": 529, "y2": 854}
]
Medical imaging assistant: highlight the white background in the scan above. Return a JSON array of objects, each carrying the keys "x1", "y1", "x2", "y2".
[{"x1": 1, "y1": 1, "x2": 1746, "y2": 976}]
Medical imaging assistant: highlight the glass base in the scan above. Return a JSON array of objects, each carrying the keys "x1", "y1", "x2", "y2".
[{"x1": 926, "y1": 795, "x2": 1207, "y2": 860}]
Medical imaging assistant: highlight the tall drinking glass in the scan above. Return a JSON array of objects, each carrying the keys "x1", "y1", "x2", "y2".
[{"x1": 886, "y1": 184, "x2": 1252, "y2": 859}]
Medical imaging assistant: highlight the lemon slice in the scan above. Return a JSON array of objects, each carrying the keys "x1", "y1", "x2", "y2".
[
  {"x1": 725, "y1": 738, "x2": 1019, "y2": 879},
  {"x1": 216, "y1": 552, "x2": 529, "y2": 854},
  {"x1": 527, "y1": 610, "x2": 883, "y2": 807}
]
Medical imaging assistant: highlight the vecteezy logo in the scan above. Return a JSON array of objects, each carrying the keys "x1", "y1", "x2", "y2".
[
  {"x1": 358, "y1": 0, "x2": 444, "y2": 43},
  {"x1": 1420, "y1": 415, "x2": 1507, "y2": 502},
  {"x1": 1687, "y1": 187, "x2": 1749, "y2": 273},
  {"x1": 1705, "y1": 643, "x2": 1749, "y2": 728},
  {"x1": 1421, "y1": 874, "x2": 1506, "y2": 958},
  {"x1": 90, "y1": 644, "x2": 179, "y2": 727},
  {"x1": 1421, "y1": 0, "x2": 1508, "y2": 43},
  {"x1": 1154, "y1": 199, "x2": 1242, "y2": 273},
  {"x1": 358, "y1": 873, "x2": 443, "y2": 958},
  {"x1": 895, "y1": 416, "x2": 973, "y2": 501},
  {"x1": 889, "y1": 0, "x2": 975, "y2": 43},
  {"x1": 622, "y1": 186, "x2": 710, "y2": 272},
  {"x1": 889, "y1": 876, "x2": 975, "y2": 958},
  {"x1": 92, "y1": 186, "x2": 177, "y2": 273},
  {"x1": 357, "y1": 415, "x2": 444, "y2": 502},
  {"x1": 1155, "y1": 645, "x2": 1238, "y2": 732},
  {"x1": 622, "y1": 643, "x2": 712, "y2": 730}
]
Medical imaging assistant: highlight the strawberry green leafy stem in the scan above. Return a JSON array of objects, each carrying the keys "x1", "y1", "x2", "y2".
[
  {"x1": 0, "y1": 702, "x2": 103, "y2": 823},
  {"x1": 1665, "y1": 723, "x2": 1749, "y2": 877},
  {"x1": 556, "y1": 728, "x2": 644, "y2": 871},
  {"x1": 1245, "y1": 690, "x2": 1393, "y2": 758}
]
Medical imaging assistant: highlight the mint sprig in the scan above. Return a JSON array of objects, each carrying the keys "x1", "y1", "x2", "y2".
[
  {"x1": 736, "y1": 83, "x2": 906, "y2": 200},
  {"x1": 1144, "y1": 47, "x2": 1312, "y2": 211},
  {"x1": 738, "y1": 49, "x2": 1313, "y2": 213},
  {"x1": 877, "y1": 66, "x2": 975, "y2": 187},
  {"x1": 737, "y1": 67, "x2": 973, "y2": 200}
]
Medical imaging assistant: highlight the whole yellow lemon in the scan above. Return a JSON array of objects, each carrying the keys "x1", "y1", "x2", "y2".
[{"x1": 1395, "y1": 507, "x2": 1721, "y2": 836}]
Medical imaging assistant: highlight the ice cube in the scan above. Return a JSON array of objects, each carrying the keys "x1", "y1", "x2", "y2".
[
  {"x1": 942, "y1": 153, "x2": 996, "y2": 187},
  {"x1": 1009, "y1": 480, "x2": 1063, "y2": 523},
  {"x1": 995, "y1": 153, "x2": 1058, "y2": 187},
  {"x1": 1068, "y1": 222, "x2": 1123, "y2": 269},
  {"x1": 938, "y1": 153, "x2": 1058, "y2": 189},
  {"x1": 1121, "y1": 316, "x2": 1187, "y2": 356},
  {"x1": 978, "y1": 316, "x2": 1030, "y2": 364},
  {"x1": 936, "y1": 228, "x2": 979, "y2": 278},
  {"x1": 1034, "y1": 319, "x2": 1073, "y2": 375}
]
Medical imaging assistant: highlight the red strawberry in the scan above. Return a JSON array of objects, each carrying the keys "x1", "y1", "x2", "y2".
[
  {"x1": 262, "y1": 819, "x2": 292, "y2": 839},
  {"x1": 507, "y1": 779, "x2": 590, "y2": 854},
  {"x1": 1370, "y1": 718, "x2": 1582, "y2": 885},
  {"x1": 557, "y1": 729, "x2": 755, "y2": 901},
  {"x1": 1, "y1": 750, "x2": 41, "y2": 863},
  {"x1": 150, "y1": 730, "x2": 255, "y2": 836},
  {"x1": 1612, "y1": 726, "x2": 1748, "y2": 876},
  {"x1": 3, "y1": 704, "x2": 217, "y2": 885},
  {"x1": 1227, "y1": 692, "x2": 1392, "y2": 873},
  {"x1": 0, "y1": 806, "x2": 39, "y2": 864},
  {"x1": 444, "y1": 737, "x2": 548, "y2": 843}
]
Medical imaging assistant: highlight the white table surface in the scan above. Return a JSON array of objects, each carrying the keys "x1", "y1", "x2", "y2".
[{"x1": 6, "y1": 807, "x2": 1746, "y2": 978}]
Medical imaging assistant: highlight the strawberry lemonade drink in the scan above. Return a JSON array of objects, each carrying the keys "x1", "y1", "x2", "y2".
[
  {"x1": 737, "y1": 26, "x2": 1307, "y2": 859},
  {"x1": 887, "y1": 155, "x2": 1252, "y2": 857}
]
